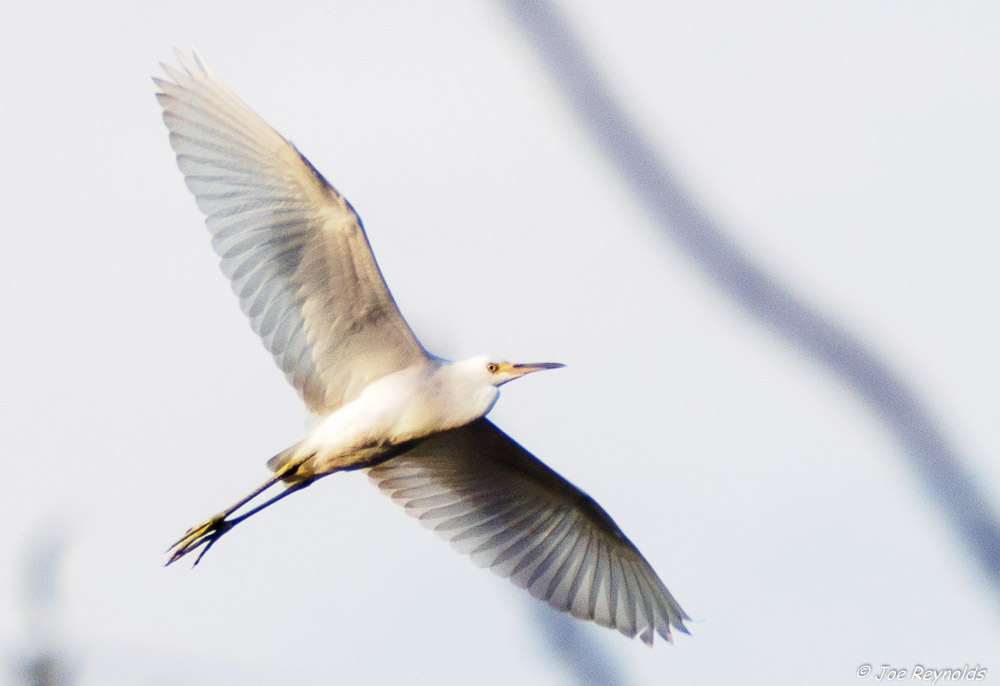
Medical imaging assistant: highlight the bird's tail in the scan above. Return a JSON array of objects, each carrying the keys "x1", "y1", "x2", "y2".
[
  {"x1": 269, "y1": 439, "x2": 426, "y2": 484},
  {"x1": 265, "y1": 442, "x2": 313, "y2": 484}
]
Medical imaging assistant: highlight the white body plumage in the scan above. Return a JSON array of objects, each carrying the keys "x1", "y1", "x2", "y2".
[{"x1": 299, "y1": 357, "x2": 502, "y2": 473}]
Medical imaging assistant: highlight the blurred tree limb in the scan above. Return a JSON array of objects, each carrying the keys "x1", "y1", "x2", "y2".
[{"x1": 499, "y1": 0, "x2": 1000, "y2": 599}]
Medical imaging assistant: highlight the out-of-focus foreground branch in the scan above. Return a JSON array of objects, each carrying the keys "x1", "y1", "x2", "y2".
[
  {"x1": 498, "y1": 0, "x2": 1000, "y2": 596},
  {"x1": 13, "y1": 521, "x2": 76, "y2": 686}
]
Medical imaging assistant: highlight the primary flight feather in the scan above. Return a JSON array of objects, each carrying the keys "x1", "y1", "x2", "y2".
[{"x1": 157, "y1": 48, "x2": 689, "y2": 645}]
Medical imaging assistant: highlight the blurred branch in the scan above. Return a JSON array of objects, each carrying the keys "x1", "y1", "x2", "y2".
[
  {"x1": 14, "y1": 521, "x2": 76, "y2": 686},
  {"x1": 499, "y1": 0, "x2": 1000, "y2": 598},
  {"x1": 530, "y1": 603, "x2": 630, "y2": 686}
]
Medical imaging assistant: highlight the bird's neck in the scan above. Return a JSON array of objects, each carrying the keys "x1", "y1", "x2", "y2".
[{"x1": 433, "y1": 363, "x2": 499, "y2": 429}]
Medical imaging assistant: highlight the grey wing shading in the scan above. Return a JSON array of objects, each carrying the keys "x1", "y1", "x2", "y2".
[
  {"x1": 367, "y1": 419, "x2": 689, "y2": 645},
  {"x1": 155, "y1": 49, "x2": 427, "y2": 413}
]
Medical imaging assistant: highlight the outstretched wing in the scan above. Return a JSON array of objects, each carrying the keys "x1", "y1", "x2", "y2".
[
  {"x1": 155, "y1": 49, "x2": 428, "y2": 413},
  {"x1": 368, "y1": 419, "x2": 689, "y2": 644}
]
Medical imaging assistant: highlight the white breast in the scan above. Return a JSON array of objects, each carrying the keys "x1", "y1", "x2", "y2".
[{"x1": 299, "y1": 362, "x2": 498, "y2": 471}]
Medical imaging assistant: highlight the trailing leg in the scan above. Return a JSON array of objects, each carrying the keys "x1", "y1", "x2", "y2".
[{"x1": 166, "y1": 453, "x2": 313, "y2": 566}]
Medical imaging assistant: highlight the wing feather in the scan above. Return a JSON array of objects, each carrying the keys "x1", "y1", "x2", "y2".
[
  {"x1": 367, "y1": 419, "x2": 689, "y2": 644},
  {"x1": 156, "y1": 49, "x2": 427, "y2": 412}
]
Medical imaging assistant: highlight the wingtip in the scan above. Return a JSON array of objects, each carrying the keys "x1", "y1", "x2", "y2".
[
  {"x1": 171, "y1": 45, "x2": 187, "y2": 73},
  {"x1": 151, "y1": 74, "x2": 170, "y2": 94},
  {"x1": 191, "y1": 43, "x2": 207, "y2": 72},
  {"x1": 171, "y1": 45, "x2": 205, "y2": 78}
]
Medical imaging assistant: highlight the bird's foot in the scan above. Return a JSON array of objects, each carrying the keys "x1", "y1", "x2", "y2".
[
  {"x1": 166, "y1": 513, "x2": 234, "y2": 567},
  {"x1": 165, "y1": 458, "x2": 314, "y2": 568}
]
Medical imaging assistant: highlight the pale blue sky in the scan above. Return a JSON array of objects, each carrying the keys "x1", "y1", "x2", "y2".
[{"x1": 2, "y1": 1, "x2": 998, "y2": 684}]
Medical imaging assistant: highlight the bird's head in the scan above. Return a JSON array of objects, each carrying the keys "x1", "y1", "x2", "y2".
[
  {"x1": 458, "y1": 355, "x2": 565, "y2": 388},
  {"x1": 439, "y1": 356, "x2": 565, "y2": 427}
]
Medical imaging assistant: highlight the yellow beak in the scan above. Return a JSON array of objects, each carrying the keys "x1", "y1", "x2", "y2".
[{"x1": 506, "y1": 361, "x2": 565, "y2": 378}]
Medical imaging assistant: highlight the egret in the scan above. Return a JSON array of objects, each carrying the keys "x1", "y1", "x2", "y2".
[{"x1": 156, "y1": 49, "x2": 688, "y2": 645}]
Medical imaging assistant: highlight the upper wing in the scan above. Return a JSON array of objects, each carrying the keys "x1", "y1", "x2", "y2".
[
  {"x1": 155, "y1": 49, "x2": 428, "y2": 413},
  {"x1": 367, "y1": 419, "x2": 689, "y2": 644}
]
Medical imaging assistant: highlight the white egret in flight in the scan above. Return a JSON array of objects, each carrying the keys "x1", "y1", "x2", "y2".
[{"x1": 156, "y1": 49, "x2": 688, "y2": 645}]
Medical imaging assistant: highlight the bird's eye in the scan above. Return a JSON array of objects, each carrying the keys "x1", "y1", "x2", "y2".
[{"x1": 486, "y1": 362, "x2": 499, "y2": 374}]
